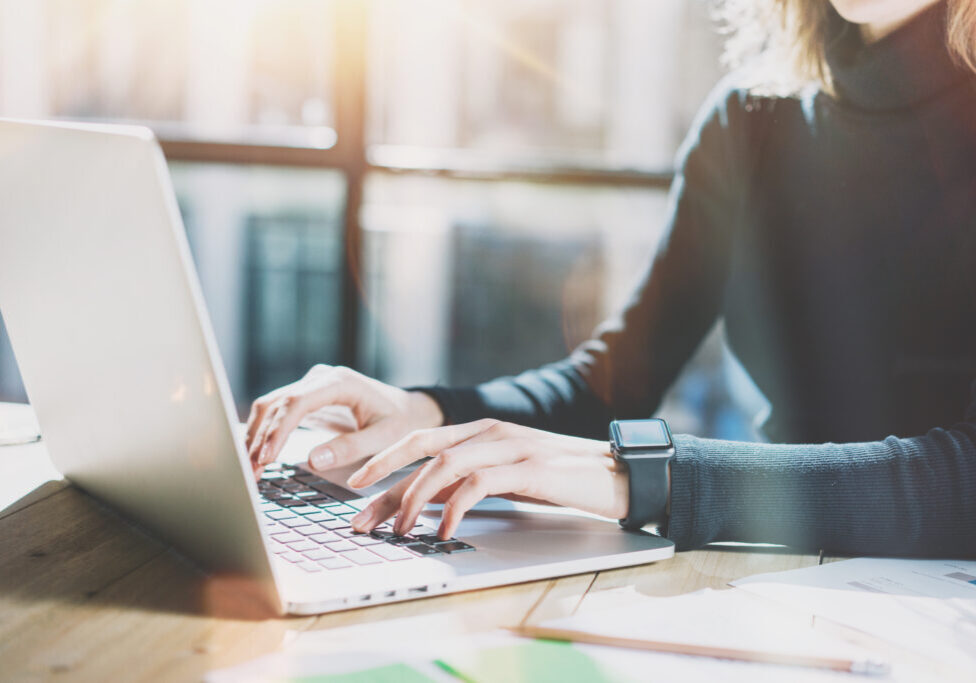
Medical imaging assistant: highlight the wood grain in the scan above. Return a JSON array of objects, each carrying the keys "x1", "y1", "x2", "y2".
[{"x1": 0, "y1": 436, "x2": 860, "y2": 682}]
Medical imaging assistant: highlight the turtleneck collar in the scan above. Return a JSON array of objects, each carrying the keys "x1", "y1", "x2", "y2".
[{"x1": 825, "y1": 1, "x2": 970, "y2": 111}]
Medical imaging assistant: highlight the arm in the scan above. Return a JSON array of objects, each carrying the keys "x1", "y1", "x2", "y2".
[
  {"x1": 668, "y1": 385, "x2": 976, "y2": 556},
  {"x1": 346, "y1": 390, "x2": 976, "y2": 558},
  {"x1": 419, "y1": 83, "x2": 755, "y2": 439}
]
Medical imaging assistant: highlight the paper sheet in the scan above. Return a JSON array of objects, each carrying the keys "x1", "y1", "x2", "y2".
[
  {"x1": 538, "y1": 587, "x2": 877, "y2": 683},
  {"x1": 209, "y1": 588, "x2": 889, "y2": 683},
  {"x1": 733, "y1": 559, "x2": 976, "y2": 676}
]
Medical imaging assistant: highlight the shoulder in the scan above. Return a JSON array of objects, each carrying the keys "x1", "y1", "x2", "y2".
[
  {"x1": 693, "y1": 70, "x2": 809, "y2": 136},
  {"x1": 678, "y1": 70, "x2": 813, "y2": 167}
]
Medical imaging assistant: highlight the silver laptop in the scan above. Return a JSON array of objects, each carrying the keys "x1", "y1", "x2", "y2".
[{"x1": 0, "y1": 118, "x2": 673, "y2": 615}]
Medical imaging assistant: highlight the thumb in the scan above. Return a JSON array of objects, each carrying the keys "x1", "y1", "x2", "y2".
[{"x1": 307, "y1": 419, "x2": 403, "y2": 472}]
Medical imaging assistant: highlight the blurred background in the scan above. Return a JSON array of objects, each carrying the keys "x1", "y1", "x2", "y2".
[{"x1": 0, "y1": 0, "x2": 767, "y2": 440}]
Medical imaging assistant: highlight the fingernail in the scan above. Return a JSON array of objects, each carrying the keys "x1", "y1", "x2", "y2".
[
  {"x1": 346, "y1": 468, "x2": 367, "y2": 488},
  {"x1": 310, "y1": 448, "x2": 335, "y2": 471},
  {"x1": 259, "y1": 445, "x2": 270, "y2": 464},
  {"x1": 351, "y1": 509, "x2": 374, "y2": 531}
]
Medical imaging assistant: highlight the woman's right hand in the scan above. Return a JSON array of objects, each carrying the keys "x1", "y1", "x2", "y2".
[{"x1": 245, "y1": 364, "x2": 444, "y2": 476}]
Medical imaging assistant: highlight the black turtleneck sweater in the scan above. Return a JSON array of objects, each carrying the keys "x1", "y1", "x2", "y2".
[{"x1": 419, "y1": 4, "x2": 976, "y2": 556}]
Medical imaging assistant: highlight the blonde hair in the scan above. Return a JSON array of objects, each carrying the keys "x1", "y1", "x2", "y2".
[{"x1": 719, "y1": 0, "x2": 976, "y2": 92}]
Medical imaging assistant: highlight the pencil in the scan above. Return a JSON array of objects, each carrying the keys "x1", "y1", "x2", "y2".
[{"x1": 510, "y1": 625, "x2": 890, "y2": 676}]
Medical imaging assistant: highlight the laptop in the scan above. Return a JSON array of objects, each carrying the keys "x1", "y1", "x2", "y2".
[{"x1": 0, "y1": 118, "x2": 673, "y2": 615}]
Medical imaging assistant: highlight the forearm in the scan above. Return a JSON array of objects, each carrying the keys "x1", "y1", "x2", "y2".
[
  {"x1": 666, "y1": 425, "x2": 976, "y2": 557},
  {"x1": 415, "y1": 359, "x2": 613, "y2": 439}
]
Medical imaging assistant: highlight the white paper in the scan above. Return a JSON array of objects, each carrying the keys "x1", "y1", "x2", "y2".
[
  {"x1": 733, "y1": 559, "x2": 976, "y2": 676},
  {"x1": 208, "y1": 600, "x2": 867, "y2": 683},
  {"x1": 539, "y1": 587, "x2": 879, "y2": 683}
]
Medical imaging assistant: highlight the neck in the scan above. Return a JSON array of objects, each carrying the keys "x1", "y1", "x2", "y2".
[{"x1": 858, "y1": 0, "x2": 941, "y2": 43}]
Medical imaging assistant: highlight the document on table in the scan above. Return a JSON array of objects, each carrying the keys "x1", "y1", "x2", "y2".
[
  {"x1": 534, "y1": 587, "x2": 878, "y2": 683},
  {"x1": 733, "y1": 558, "x2": 976, "y2": 674},
  {"x1": 207, "y1": 590, "x2": 877, "y2": 683}
]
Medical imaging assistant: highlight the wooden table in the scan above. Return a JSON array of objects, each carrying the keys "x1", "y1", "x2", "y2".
[{"x1": 0, "y1": 434, "x2": 833, "y2": 682}]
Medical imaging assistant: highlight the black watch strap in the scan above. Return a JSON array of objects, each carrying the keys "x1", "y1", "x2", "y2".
[
  {"x1": 616, "y1": 453, "x2": 671, "y2": 531},
  {"x1": 610, "y1": 419, "x2": 674, "y2": 532}
]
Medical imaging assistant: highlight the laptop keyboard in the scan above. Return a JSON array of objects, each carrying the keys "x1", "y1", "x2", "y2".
[{"x1": 258, "y1": 463, "x2": 475, "y2": 573}]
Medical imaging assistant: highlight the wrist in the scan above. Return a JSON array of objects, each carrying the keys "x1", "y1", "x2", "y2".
[
  {"x1": 609, "y1": 461, "x2": 630, "y2": 520},
  {"x1": 406, "y1": 390, "x2": 445, "y2": 429}
]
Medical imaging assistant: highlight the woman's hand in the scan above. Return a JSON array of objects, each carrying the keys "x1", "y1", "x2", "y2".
[
  {"x1": 245, "y1": 365, "x2": 444, "y2": 476},
  {"x1": 347, "y1": 419, "x2": 630, "y2": 540}
]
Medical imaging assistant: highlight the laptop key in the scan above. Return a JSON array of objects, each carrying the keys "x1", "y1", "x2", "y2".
[
  {"x1": 265, "y1": 510, "x2": 297, "y2": 521},
  {"x1": 278, "y1": 551, "x2": 303, "y2": 563},
  {"x1": 305, "y1": 512, "x2": 335, "y2": 523},
  {"x1": 280, "y1": 482, "x2": 309, "y2": 493},
  {"x1": 276, "y1": 499, "x2": 307, "y2": 508},
  {"x1": 368, "y1": 544, "x2": 414, "y2": 562},
  {"x1": 308, "y1": 531, "x2": 340, "y2": 544},
  {"x1": 369, "y1": 529, "x2": 401, "y2": 540},
  {"x1": 304, "y1": 496, "x2": 333, "y2": 505},
  {"x1": 318, "y1": 519, "x2": 349, "y2": 530},
  {"x1": 351, "y1": 535, "x2": 383, "y2": 546},
  {"x1": 319, "y1": 556, "x2": 353, "y2": 570},
  {"x1": 302, "y1": 548, "x2": 333, "y2": 561},
  {"x1": 324, "y1": 540, "x2": 357, "y2": 553},
  {"x1": 403, "y1": 543, "x2": 443, "y2": 556},
  {"x1": 307, "y1": 481, "x2": 342, "y2": 495},
  {"x1": 296, "y1": 525, "x2": 329, "y2": 537},
  {"x1": 343, "y1": 549, "x2": 383, "y2": 566},
  {"x1": 296, "y1": 561, "x2": 323, "y2": 573},
  {"x1": 280, "y1": 517, "x2": 313, "y2": 528},
  {"x1": 269, "y1": 531, "x2": 304, "y2": 543},
  {"x1": 286, "y1": 540, "x2": 317, "y2": 552},
  {"x1": 434, "y1": 540, "x2": 475, "y2": 554},
  {"x1": 291, "y1": 506, "x2": 322, "y2": 516}
]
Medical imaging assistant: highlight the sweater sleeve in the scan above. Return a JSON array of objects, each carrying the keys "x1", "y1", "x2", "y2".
[
  {"x1": 417, "y1": 84, "x2": 752, "y2": 439},
  {"x1": 667, "y1": 379, "x2": 976, "y2": 557}
]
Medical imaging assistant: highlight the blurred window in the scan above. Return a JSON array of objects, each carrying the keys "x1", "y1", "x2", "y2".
[
  {"x1": 171, "y1": 163, "x2": 346, "y2": 410},
  {"x1": 0, "y1": 0, "x2": 764, "y2": 438}
]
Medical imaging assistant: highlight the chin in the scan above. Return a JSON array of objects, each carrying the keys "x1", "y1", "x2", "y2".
[{"x1": 830, "y1": 0, "x2": 938, "y2": 26}]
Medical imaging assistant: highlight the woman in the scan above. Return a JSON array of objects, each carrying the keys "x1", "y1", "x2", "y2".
[{"x1": 246, "y1": 0, "x2": 976, "y2": 556}]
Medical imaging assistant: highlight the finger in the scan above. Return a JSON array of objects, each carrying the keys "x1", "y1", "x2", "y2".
[
  {"x1": 429, "y1": 479, "x2": 464, "y2": 504},
  {"x1": 245, "y1": 403, "x2": 264, "y2": 452},
  {"x1": 246, "y1": 397, "x2": 276, "y2": 455},
  {"x1": 251, "y1": 398, "x2": 293, "y2": 466},
  {"x1": 347, "y1": 418, "x2": 500, "y2": 488},
  {"x1": 348, "y1": 469, "x2": 421, "y2": 533},
  {"x1": 249, "y1": 369, "x2": 368, "y2": 465},
  {"x1": 307, "y1": 418, "x2": 404, "y2": 473},
  {"x1": 440, "y1": 464, "x2": 533, "y2": 539},
  {"x1": 393, "y1": 440, "x2": 530, "y2": 534},
  {"x1": 248, "y1": 399, "x2": 283, "y2": 464},
  {"x1": 256, "y1": 397, "x2": 312, "y2": 466}
]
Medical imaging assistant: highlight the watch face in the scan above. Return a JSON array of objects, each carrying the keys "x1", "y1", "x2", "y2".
[{"x1": 613, "y1": 419, "x2": 672, "y2": 450}]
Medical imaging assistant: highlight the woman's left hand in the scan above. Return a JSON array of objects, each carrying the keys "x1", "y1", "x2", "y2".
[{"x1": 346, "y1": 419, "x2": 630, "y2": 539}]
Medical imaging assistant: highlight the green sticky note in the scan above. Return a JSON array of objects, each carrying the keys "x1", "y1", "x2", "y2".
[
  {"x1": 435, "y1": 640, "x2": 626, "y2": 683},
  {"x1": 285, "y1": 662, "x2": 435, "y2": 683}
]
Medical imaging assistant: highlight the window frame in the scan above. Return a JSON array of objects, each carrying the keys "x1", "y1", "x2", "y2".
[{"x1": 155, "y1": 2, "x2": 674, "y2": 369}]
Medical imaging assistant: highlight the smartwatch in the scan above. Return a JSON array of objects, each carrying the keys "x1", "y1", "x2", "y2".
[{"x1": 610, "y1": 418, "x2": 675, "y2": 532}]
